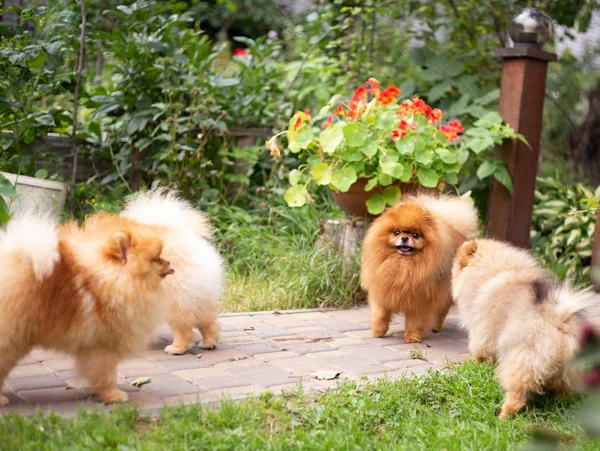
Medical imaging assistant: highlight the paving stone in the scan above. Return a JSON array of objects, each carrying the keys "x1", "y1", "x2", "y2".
[
  {"x1": 266, "y1": 381, "x2": 325, "y2": 395},
  {"x1": 172, "y1": 367, "x2": 229, "y2": 380},
  {"x1": 253, "y1": 351, "x2": 301, "y2": 362},
  {"x1": 247, "y1": 327, "x2": 297, "y2": 338},
  {"x1": 334, "y1": 363, "x2": 390, "y2": 376},
  {"x1": 348, "y1": 347, "x2": 409, "y2": 362},
  {"x1": 126, "y1": 391, "x2": 164, "y2": 406},
  {"x1": 312, "y1": 319, "x2": 371, "y2": 332},
  {"x1": 198, "y1": 349, "x2": 250, "y2": 364},
  {"x1": 280, "y1": 342, "x2": 335, "y2": 355},
  {"x1": 200, "y1": 385, "x2": 265, "y2": 400},
  {"x1": 221, "y1": 335, "x2": 265, "y2": 346},
  {"x1": 29, "y1": 349, "x2": 66, "y2": 361},
  {"x1": 363, "y1": 371, "x2": 406, "y2": 382},
  {"x1": 118, "y1": 366, "x2": 169, "y2": 378},
  {"x1": 288, "y1": 312, "x2": 331, "y2": 321},
  {"x1": 0, "y1": 402, "x2": 37, "y2": 416},
  {"x1": 155, "y1": 358, "x2": 211, "y2": 371},
  {"x1": 325, "y1": 354, "x2": 374, "y2": 365},
  {"x1": 386, "y1": 342, "x2": 431, "y2": 353},
  {"x1": 235, "y1": 343, "x2": 283, "y2": 355},
  {"x1": 420, "y1": 348, "x2": 466, "y2": 366},
  {"x1": 194, "y1": 376, "x2": 249, "y2": 392},
  {"x1": 18, "y1": 356, "x2": 37, "y2": 365},
  {"x1": 326, "y1": 309, "x2": 371, "y2": 323},
  {"x1": 142, "y1": 349, "x2": 186, "y2": 361},
  {"x1": 6, "y1": 375, "x2": 67, "y2": 392},
  {"x1": 8, "y1": 364, "x2": 52, "y2": 379},
  {"x1": 214, "y1": 359, "x2": 265, "y2": 372},
  {"x1": 384, "y1": 359, "x2": 430, "y2": 370},
  {"x1": 216, "y1": 322, "x2": 238, "y2": 332},
  {"x1": 262, "y1": 315, "x2": 311, "y2": 328},
  {"x1": 368, "y1": 335, "x2": 414, "y2": 346},
  {"x1": 226, "y1": 367, "x2": 295, "y2": 388},
  {"x1": 218, "y1": 316, "x2": 266, "y2": 327},
  {"x1": 344, "y1": 329, "x2": 378, "y2": 339},
  {"x1": 42, "y1": 359, "x2": 76, "y2": 372},
  {"x1": 270, "y1": 336, "x2": 318, "y2": 345},
  {"x1": 137, "y1": 376, "x2": 200, "y2": 397},
  {"x1": 318, "y1": 337, "x2": 366, "y2": 348},
  {"x1": 297, "y1": 329, "x2": 346, "y2": 340},
  {"x1": 269, "y1": 357, "x2": 335, "y2": 372},
  {"x1": 118, "y1": 359, "x2": 158, "y2": 370},
  {"x1": 305, "y1": 350, "x2": 349, "y2": 360},
  {"x1": 18, "y1": 387, "x2": 90, "y2": 404}
]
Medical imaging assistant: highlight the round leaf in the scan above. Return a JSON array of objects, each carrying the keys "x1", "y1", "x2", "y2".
[
  {"x1": 436, "y1": 148, "x2": 456, "y2": 164},
  {"x1": 366, "y1": 193, "x2": 386, "y2": 215},
  {"x1": 476, "y1": 160, "x2": 496, "y2": 180},
  {"x1": 312, "y1": 163, "x2": 332, "y2": 185},
  {"x1": 288, "y1": 169, "x2": 302, "y2": 186},
  {"x1": 343, "y1": 123, "x2": 368, "y2": 148},
  {"x1": 284, "y1": 185, "x2": 308, "y2": 207},
  {"x1": 417, "y1": 168, "x2": 440, "y2": 188},
  {"x1": 382, "y1": 186, "x2": 401, "y2": 206},
  {"x1": 296, "y1": 126, "x2": 314, "y2": 149},
  {"x1": 320, "y1": 124, "x2": 344, "y2": 154},
  {"x1": 331, "y1": 167, "x2": 357, "y2": 192}
]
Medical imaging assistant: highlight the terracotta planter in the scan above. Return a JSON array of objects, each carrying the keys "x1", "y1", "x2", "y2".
[{"x1": 330, "y1": 178, "x2": 435, "y2": 219}]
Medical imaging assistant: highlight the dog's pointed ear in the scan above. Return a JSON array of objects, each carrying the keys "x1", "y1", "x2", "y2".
[
  {"x1": 457, "y1": 241, "x2": 478, "y2": 269},
  {"x1": 104, "y1": 232, "x2": 132, "y2": 263}
]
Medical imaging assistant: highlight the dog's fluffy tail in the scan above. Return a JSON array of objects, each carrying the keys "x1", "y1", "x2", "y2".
[
  {"x1": 0, "y1": 211, "x2": 60, "y2": 280},
  {"x1": 551, "y1": 282, "x2": 597, "y2": 322},
  {"x1": 122, "y1": 188, "x2": 213, "y2": 240},
  {"x1": 413, "y1": 194, "x2": 479, "y2": 238}
]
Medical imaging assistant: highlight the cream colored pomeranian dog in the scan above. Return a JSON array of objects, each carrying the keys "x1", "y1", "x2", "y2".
[
  {"x1": 0, "y1": 211, "x2": 174, "y2": 406},
  {"x1": 452, "y1": 238, "x2": 597, "y2": 419},
  {"x1": 122, "y1": 189, "x2": 224, "y2": 355}
]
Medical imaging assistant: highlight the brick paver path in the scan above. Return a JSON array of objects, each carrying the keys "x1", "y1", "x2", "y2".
[{"x1": 3, "y1": 302, "x2": 600, "y2": 416}]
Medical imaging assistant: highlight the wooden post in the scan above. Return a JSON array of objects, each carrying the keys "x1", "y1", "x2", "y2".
[{"x1": 486, "y1": 47, "x2": 557, "y2": 248}]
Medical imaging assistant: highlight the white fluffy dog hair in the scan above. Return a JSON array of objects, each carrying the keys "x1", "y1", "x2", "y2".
[{"x1": 122, "y1": 188, "x2": 224, "y2": 354}]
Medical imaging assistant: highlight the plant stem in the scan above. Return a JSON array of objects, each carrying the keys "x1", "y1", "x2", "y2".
[{"x1": 70, "y1": 0, "x2": 86, "y2": 216}]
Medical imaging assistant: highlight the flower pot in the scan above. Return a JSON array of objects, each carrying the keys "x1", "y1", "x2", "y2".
[
  {"x1": 330, "y1": 178, "x2": 435, "y2": 219},
  {"x1": 1, "y1": 172, "x2": 68, "y2": 216}
]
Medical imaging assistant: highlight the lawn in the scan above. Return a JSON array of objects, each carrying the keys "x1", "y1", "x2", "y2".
[{"x1": 1, "y1": 361, "x2": 597, "y2": 450}]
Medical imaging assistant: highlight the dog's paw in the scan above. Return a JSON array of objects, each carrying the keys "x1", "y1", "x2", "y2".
[
  {"x1": 0, "y1": 394, "x2": 9, "y2": 407},
  {"x1": 404, "y1": 334, "x2": 422, "y2": 344},
  {"x1": 201, "y1": 342, "x2": 217, "y2": 350},
  {"x1": 99, "y1": 389, "x2": 128, "y2": 404},
  {"x1": 431, "y1": 327, "x2": 442, "y2": 333},
  {"x1": 164, "y1": 344, "x2": 187, "y2": 355}
]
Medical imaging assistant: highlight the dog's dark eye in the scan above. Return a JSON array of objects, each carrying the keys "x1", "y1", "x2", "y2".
[
  {"x1": 393, "y1": 230, "x2": 401, "y2": 236},
  {"x1": 412, "y1": 233, "x2": 420, "y2": 239}
]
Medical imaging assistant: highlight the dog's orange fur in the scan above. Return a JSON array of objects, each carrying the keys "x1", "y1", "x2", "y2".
[
  {"x1": 0, "y1": 213, "x2": 172, "y2": 406},
  {"x1": 361, "y1": 197, "x2": 473, "y2": 343}
]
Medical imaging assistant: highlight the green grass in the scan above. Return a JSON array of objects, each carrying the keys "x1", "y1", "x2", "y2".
[
  {"x1": 2, "y1": 362, "x2": 597, "y2": 450},
  {"x1": 211, "y1": 197, "x2": 365, "y2": 312}
]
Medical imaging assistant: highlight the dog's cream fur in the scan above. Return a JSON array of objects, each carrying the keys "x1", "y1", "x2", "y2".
[
  {"x1": 122, "y1": 189, "x2": 224, "y2": 354},
  {"x1": 452, "y1": 238, "x2": 597, "y2": 419},
  {"x1": 0, "y1": 212, "x2": 172, "y2": 406}
]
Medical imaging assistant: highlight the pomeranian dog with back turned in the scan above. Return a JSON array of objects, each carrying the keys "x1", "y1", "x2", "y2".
[
  {"x1": 0, "y1": 211, "x2": 174, "y2": 406},
  {"x1": 361, "y1": 194, "x2": 479, "y2": 343},
  {"x1": 452, "y1": 238, "x2": 597, "y2": 418},
  {"x1": 121, "y1": 189, "x2": 224, "y2": 355}
]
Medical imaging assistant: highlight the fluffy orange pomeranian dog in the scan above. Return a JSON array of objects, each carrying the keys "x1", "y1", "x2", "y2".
[
  {"x1": 0, "y1": 211, "x2": 173, "y2": 406},
  {"x1": 361, "y1": 194, "x2": 478, "y2": 343}
]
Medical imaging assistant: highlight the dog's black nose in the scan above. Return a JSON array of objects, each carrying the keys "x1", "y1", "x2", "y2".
[{"x1": 401, "y1": 236, "x2": 409, "y2": 243}]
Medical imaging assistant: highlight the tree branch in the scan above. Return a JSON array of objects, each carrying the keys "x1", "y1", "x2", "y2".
[{"x1": 70, "y1": 0, "x2": 86, "y2": 216}]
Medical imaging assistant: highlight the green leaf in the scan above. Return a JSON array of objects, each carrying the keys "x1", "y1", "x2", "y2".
[
  {"x1": 296, "y1": 126, "x2": 314, "y2": 149},
  {"x1": 428, "y1": 82, "x2": 450, "y2": 103},
  {"x1": 287, "y1": 131, "x2": 300, "y2": 153},
  {"x1": 458, "y1": 149, "x2": 470, "y2": 165},
  {"x1": 331, "y1": 167, "x2": 358, "y2": 192},
  {"x1": 380, "y1": 155, "x2": 404, "y2": 179},
  {"x1": 436, "y1": 148, "x2": 456, "y2": 164},
  {"x1": 382, "y1": 186, "x2": 401, "y2": 206},
  {"x1": 395, "y1": 139, "x2": 415, "y2": 155},
  {"x1": 480, "y1": 111, "x2": 503, "y2": 124},
  {"x1": 284, "y1": 185, "x2": 308, "y2": 207},
  {"x1": 0, "y1": 174, "x2": 16, "y2": 198},
  {"x1": 493, "y1": 165, "x2": 513, "y2": 193},
  {"x1": 448, "y1": 94, "x2": 471, "y2": 117},
  {"x1": 365, "y1": 177, "x2": 379, "y2": 191},
  {"x1": 320, "y1": 124, "x2": 344, "y2": 154},
  {"x1": 33, "y1": 112, "x2": 55, "y2": 127},
  {"x1": 127, "y1": 116, "x2": 149, "y2": 136},
  {"x1": 417, "y1": 168, "x2": 440, "y2": 188},
  {"x1": 398, "y1": 78, "x2": 416, "y2": 98},
  {"x1": 374, "y1": 111, "x2": 397, "y2": 130},
  {"x1": 415, "y1": 147, "x2": 435, "y2": 165},
  {"x1": 312, "y1": 163, "x2": 332, "y2": 185},
  {"x1": 361, "y1": 139, "x2": 378, "y2": 158},
  {"x1": 343, "y1": 148, "x2": 363, "y2": 162},
  {"x1": 379, "y1": 172, "x2": 392, "y2": 186},
  {"x1": 343, "y1": 123, "x2": 368, "y2": 147},
  {"x1": 476, "y1": 160, "x2": 496, "y2": 180},
  {"x1": 288, "y1": 169, "x2": 302, "y2": 186},
  {"x1": 474, "y1": 89, "x2": 500, "y2": 105},
  {"x1": 445, "y1": 172, "x2": 458, "y2": 185},
  {"x1": 366, "y1": 194, "x2": 387, "y2": 215},
  {"x1": 34, "y1": 169, "x2": 48, "y2": 179},
  {"x1": 131, "y1": 377, "x2": 151, "y2": 387}
]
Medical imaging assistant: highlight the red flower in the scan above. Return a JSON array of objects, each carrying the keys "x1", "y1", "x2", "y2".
[
  {"x1": 411, "y1": 99, "x2": 427, "y2": 114},
  {"x1": 334, "y1": 104, "x2": 344, "y2": 116},
  {"x1": 321, "y1": 115, "x2": 333, "y2": 129},
  {"x1": 439, "y1": 124, "x2": 458, "y2": 142},
  {"x1": 234, "y1": 48, "x2": 249, "y2": 57},
  {"x1": 427, "y1": 108, "x2": 443, "y2": 124},
  {"x1": 291, "y1": 116, "x2": 302, "y2": 131},
  {"x1": 348, "y1": 87, "x2": 367, "y2": 120},
  {"x1": 396, "y1": 101, "x2": 411, "y2": 117},
  {"x1": 304, "y1": 108, "x2": 312, "y2": 122},
  {"x1": 377, "y1": 85, "x2": 401, "y2": 105},
  {"x1": 365, "y1": 77, "x2": 380, "y2": 94},
  {"x1": 448, "y1": 120, "x2": 464, "y2": 134},
  {"x1": 392, "y1": 129, "x2": 407, "y2": 140},
  {"x1": 398, "y1": 120, "x2": 417, "y2": 131}
]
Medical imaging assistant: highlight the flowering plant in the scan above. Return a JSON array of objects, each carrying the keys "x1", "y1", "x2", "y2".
[{"x1": 268, "y1": 78, "x2": 526, "y2": 215}]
